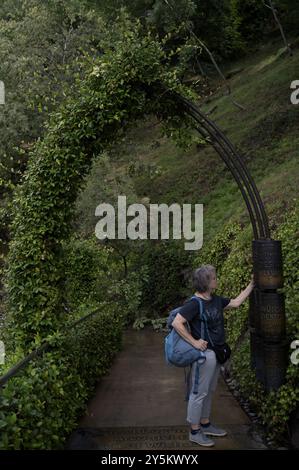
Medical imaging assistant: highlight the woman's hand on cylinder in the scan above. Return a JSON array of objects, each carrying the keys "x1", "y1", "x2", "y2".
[{"x1": 193, "y1": 339, "x2": 208, "y2": 351}]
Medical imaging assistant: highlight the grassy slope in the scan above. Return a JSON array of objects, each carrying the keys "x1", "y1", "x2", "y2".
[{"x1": 108, "y1": 35, "x2": 299, "y2": 246}]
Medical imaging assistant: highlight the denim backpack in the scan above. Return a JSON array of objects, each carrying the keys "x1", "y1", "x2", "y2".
[{"x1": 164, "y1": 295, "x2": 208, "y2": 400}]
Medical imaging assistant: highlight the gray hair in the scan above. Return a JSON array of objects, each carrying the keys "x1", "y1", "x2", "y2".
[{"x1": 192, "y1": 265, "x2": 216, "y2": 292}]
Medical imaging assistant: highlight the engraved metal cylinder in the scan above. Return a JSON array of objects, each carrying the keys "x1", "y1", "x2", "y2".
[
  {"x1": 259, "y1": 292, "x2": 286, "y2": 341},
  {"x1": 264, "y1": 340, "x2": 288, "y2": 392},
  {"x1": 252, "y1": 239, "x2": 283, "y2": 290},
  {"x1": 250, "y1": 327, "x2": 265, "y2": 385},
  {"x1": 249, "y1": 288, "x2": 260, "y2": 330}
]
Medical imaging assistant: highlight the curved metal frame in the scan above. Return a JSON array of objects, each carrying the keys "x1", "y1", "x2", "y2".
[
  {"x1": 1, "y1": 88, "x2": 273, "y2": 391},
  {"x1": 173, "y1": 92, "x2": 271, "y2": 240}
]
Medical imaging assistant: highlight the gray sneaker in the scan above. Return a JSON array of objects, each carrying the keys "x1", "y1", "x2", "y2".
[
  {"x1": 202, "y1": 423, "x2": 227, "y2": 437},
  {"x1": 189, "y1": 430, "x2": 215, "y2": 447}
]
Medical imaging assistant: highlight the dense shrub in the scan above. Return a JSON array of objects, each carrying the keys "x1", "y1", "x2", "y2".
[
  {"x1": 62, "y1": 236, "x2": 115, "y2": 310},
  {"x1": 0, "y1": 303, "x2": 124, "y2": 449},
  {"x1": 135, "y1": 239, "x2": 192, "y2": 315},
  {"x1": 231, "y1": 333, "x2": 299, "y2": 443},
  {"x1": 62, "y1": 235, "x2": 146, "y2": 326}
]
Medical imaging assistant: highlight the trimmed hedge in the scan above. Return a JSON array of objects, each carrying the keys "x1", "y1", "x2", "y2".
[{"x1": 0, "y1": 302, "x2": 123, "y2": 449}]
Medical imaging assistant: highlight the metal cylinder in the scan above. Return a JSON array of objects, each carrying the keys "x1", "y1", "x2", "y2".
[
  {"x1": 250, "y1": 328, "x2": 255, "y2": 369},
  {"x1": 249, "y1": 288, "x2": 260, "y2": 330},
  {"x1": 264, "y1": 340, "x2": 288, "y2": 392},
  {"x1": 250, "y1": 327, "x2": 265, "y2": 385},
  {"x1": 259, "y1": 292, "x2": 286, "y2": 341},
  {"x1": 252, "y1": 239, "x2": 283, "y2": 290}
]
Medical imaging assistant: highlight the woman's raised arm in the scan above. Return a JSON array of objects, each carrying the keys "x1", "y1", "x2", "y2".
[{"x1": 224, "y1": 275, "x2": 255, "y2": 309}]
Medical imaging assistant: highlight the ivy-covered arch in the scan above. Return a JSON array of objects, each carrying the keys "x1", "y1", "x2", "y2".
[{"x1": 5, "y1": 21, "x2": 270, "y2": 352}]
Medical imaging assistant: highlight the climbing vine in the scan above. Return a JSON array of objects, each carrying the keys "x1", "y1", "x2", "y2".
[{"x1": 3, "y1": 16, "x2": 199, "y2": 352}]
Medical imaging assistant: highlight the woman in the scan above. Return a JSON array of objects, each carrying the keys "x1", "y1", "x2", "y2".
[{"x1": 172, "y1": 264, "x2": 254, "y2": 447}]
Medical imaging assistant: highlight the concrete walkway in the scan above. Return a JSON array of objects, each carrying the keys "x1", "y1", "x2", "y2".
[{"x1": 67, "y1": 328, "x2": 267, "y2": 450}]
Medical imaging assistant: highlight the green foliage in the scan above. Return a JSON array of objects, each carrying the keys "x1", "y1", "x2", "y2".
[
  {"x1": 135, "y1": 240, "x2": 192, "y2": 315},
  {"x1": 276, "y1": 0, "x2": 299, "y2": 32},
  {"x1": 221, "y1": 0, "x2": 246, "y2": 57},
  {"x1": 3, "y1": 15, "x2": 197, "y2": 351},
  {"x1": 0, "y1": 303, "x2": 123, "y2": 449},
  {"x1": 148, "y1": 0, "x2": 245, "y2": 61},
  {"x1": 106, "y1": 269, "x2": 145, "y2": 326},
  {"x1": 193, "y1": 222, "x2": 243, "y2": 273},
  {"x1": 0, "y1": 0, "x2": 106, "y2": 275},
  {"x1": 61, "y1": 236, "x2": 116, "y2": 310},
  {"x1": 84, "y1": 0, "x2": 155, "y2": 20},
  {"x1": 234, "y1": 0, "x2": 269, "y2": 44},
  {"x1": 73, "y1": 149, "x2": 195, "y2": 322},
  {"x1": 275, "y1": 200, "x2": 299, "y2": 339},
  {"x1": 147, "y1": 0, "x2": 197, "y2": 35},
  {"x1": 231, "y1": 334, "x2": 299, "y2": 442},
  {"x1": 1, "y1": 0, "x2": 298, "y2": 447},
  {"x1": 133, "y1": 316, "x2": 168, "y2": 331},
  {"x1": 74, "y1": 151, "x2": 137, "y2": 238}
]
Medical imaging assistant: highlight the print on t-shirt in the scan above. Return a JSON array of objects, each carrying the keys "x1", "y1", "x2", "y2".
[{"x1": 179, "y1": 294, "x2": 231, "y2": 347}]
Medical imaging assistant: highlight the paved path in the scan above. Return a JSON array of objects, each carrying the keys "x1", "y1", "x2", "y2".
[{"x1": 67, "y1": 328, "x2": 266, "y2": 450}]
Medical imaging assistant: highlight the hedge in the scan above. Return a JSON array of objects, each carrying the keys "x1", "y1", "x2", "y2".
[{"x1": 0, "y1": 302, "x2": 124, "y2": 449}]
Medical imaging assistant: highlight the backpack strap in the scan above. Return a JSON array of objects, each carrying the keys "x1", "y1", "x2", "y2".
[
  {"x1": 190, "y1": 295, "x2": 215, "y2": 348},
  {"x1": 185, "y1": 361, "x2": 201, "y2": 399},
  {"x1": 184, "y1": 365, "x2": 192, "y2": 401},
  {"x1": 193, "y1": 361, "x2": 200, "y2": 396},
  {"x1": 184, "y1": 295, "x2": 214, "y2": 400}
]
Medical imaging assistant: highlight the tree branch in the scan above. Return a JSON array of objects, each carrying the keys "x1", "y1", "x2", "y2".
[
  {"x1": 264, "y1": 0, "x2": 292, "y2": 56},
  {"x1": 163, "y1": 0, "x2": 246, "y2": 111}
]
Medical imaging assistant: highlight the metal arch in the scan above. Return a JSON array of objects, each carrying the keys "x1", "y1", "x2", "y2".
[
  {"x1": 188, "y1": 108, "x2": 262, "y2": 239},
  {"x1": 167, "y1": 90, "x2": 271, "y2": 240},
  {"x1": 181, "y1": 97, "x2": 271, "y2": 239},
  {"x1": 193, "y1": 123, "x2": 260, "y2": 240}
]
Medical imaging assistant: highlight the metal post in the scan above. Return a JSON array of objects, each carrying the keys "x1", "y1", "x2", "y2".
[{"x1": 252, "y1": 239, "x2": 287, "y2": 391}]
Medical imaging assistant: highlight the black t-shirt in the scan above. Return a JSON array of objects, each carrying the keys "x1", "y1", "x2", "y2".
[{"x1": 179, "y1": 294, "x2": 231, "y2": 347}]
